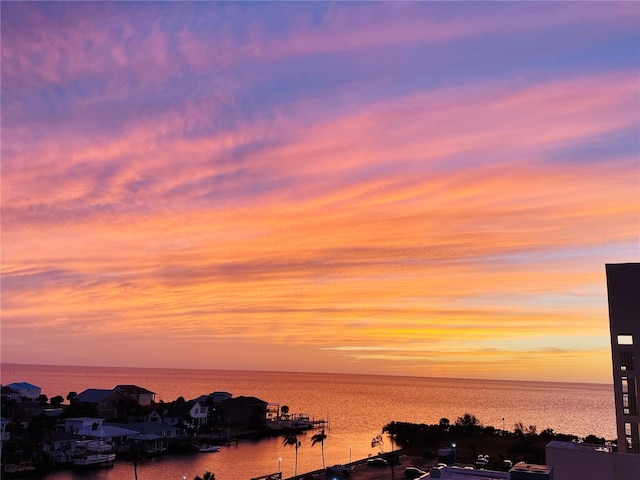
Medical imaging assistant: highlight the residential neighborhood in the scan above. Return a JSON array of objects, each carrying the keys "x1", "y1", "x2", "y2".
[{"x1": 1, "y1": 380, "x2": 316, "y2": 477}]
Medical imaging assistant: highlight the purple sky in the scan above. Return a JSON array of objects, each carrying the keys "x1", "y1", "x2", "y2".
[{"x1": 2, "y1": 1, "x2": 639, "y2": 382}]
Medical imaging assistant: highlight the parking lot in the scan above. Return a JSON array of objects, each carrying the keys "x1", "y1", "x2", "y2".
[{"x1": 310, "y1": 455, "x2": 432, "y2": 480}]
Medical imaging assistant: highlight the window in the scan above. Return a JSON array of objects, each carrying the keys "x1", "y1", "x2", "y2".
[
  {"x1": 618, "y1": 335, "x2": 634, "y2": 345},
  {"x1": 626, "y1": 423, "x2": 632, "y2": 436},
  {"x1": 621, "y1": 352, "x2": 635, "y2": 371},
  {"x1": 622, "y1": 377, "x2": 629, "y2": 393},
  {"x1": 623, "y1": 394, "x2": 637, "y2": 415}
]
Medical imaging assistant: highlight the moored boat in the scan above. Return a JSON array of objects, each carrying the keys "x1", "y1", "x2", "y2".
[
  {"x1": 199, "y1": 445, "x2": 221, "y2": 452},
  {"x1": 72, "y1": 452, "x2": 116, "y2": 468},
  {"x1": 70, "y1": 440, "x2": 116, "y2": 469}
]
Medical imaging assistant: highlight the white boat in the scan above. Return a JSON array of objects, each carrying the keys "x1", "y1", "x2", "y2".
[
  {"x1": 199, "y1": 445, "x2": 221, "y2": 452},
  {"x1": 72, "y1": 452, "x2": 116, "y2": 467},
  {"x1": 70, "y1": 440, "x2": 116, "y2": 468}
]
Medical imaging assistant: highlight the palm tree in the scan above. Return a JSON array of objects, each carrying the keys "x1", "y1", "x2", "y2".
[
  {"x1": 194, "y1": 472, "x2": 215, "y2": 480},
  {"x1": 311, "y1": 429, "x2": 327, "y2": 469},
  {"x1": 387, "y1": 452, "x2": 400, "y2": 480},
  {"x1": 283, "y1": 435, "x2": 301, "y2": 476},
  {"x1": 127, "y1": 442, "x2": 145, "y2": 480}
]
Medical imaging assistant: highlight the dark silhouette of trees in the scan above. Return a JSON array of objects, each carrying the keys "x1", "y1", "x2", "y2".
[
  {"x1": 311, "y1": 429, "x2": 327, "y2": 469},
  {"x1": 453, "y1": 413, "x2": 482, "y2": 436},
  {"x1": 439, "y1": 418, "x2": 450, "y2": 430},
  {"x1": 194, "y1": 472, "x2": 215, "y2": 480},
  {"x1": 383, "y1": 421, "x2": 399, "y2": 451},
  {"x1": 371, "y1": 434, "x2": 385, "y2": 453},
  {"x1": 50, "y1": 395, "x2": 64, "y2": 407},
  {"x1": 383, "y1": 422, "x2": 444, "y2": 450},
  {"x1": 283, "y1": 434, "x2": 302, "y2": 475},
  {"x1": 455, "y1": 413, "x2": 480, "y2": 427},
  {"x1": 380, "y1": 414, "x2": 599, "y2": 467},
  {"x1": 584, "y1": 434, "x2": 606, "y2": 444}
]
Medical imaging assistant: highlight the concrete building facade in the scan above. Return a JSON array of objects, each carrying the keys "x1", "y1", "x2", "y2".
[
  {"x1": 607, "y1": 262, "x2": 640, "y2": 454},
  {"x1": 546, "y1": 263, "x2": 640, "y2": 480}
]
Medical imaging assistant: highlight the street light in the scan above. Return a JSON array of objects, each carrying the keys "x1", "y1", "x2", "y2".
[{"x1": 350, "y1": 446, "x2": 352, "y2": 463}]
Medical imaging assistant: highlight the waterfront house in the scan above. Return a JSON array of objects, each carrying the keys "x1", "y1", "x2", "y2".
[
  {"x1": 63, "y1": 418, "x2": 138, "y2": 451},
  {"x1": 120, "y1": 421, "x2": 184, "y2": 454},
  {"x1": 220, "y1": 396, "x2": 268, "y2": 428},
  {"x1": 150, "y1": 400, "x2": 209, "y2": 430},
  {"x1": 71, "y1": 389, "x2": 131, "y2": 419},
  {"x1": 114, "y1": 384, "x2": 156, "y2": 406},
  {"x1": 63, "y1": 417, "x2": 106, "y2": 435},
  {"x1": 42, "y1": 430, "x2": 81, "y2": 456},
  {"x1": 147, "y1": 410, "x2": 163, "y2": 424},
  {"x1": 124, "y1": 421, "x2": 184, "y2": 440},
  {"x1": 1, "y1": 385, "x2": 22, "y2": 402},
  {"x1": 4, "y1": 382, "x2": 41, "y2": 401}
]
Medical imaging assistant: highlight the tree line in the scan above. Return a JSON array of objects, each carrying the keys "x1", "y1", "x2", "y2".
[{"x1": 381, "y1": 413, "x2": 609, "y2": 467}]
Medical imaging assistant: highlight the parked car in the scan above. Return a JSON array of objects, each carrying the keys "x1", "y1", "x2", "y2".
[
  {"x1": 475, "y1": 454, "x2": 489, "y2": 468},
  {"x1": 326, "y1": 464, "x2": 351, "y2": 476},
  {"x1": 367, "y1": 457, "x2": 388, "y2": 467},
  {"x1": 403, "y1": 466, "x2": 427, "y2": 478}
]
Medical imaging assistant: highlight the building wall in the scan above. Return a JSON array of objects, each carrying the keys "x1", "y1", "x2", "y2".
[
  {"x1": 189, "y1": 403, "x2": 208, "y2": 425},
  {"x1": 613, "y1": 452, "x2": 640, "y2": 479},
  {"x1": 546, "y1": 443, "x2": 613, "y2": 480},
  {"x1": 607, "y1": 263, "x2": 640, "y2": 454},
  {"x1": 221, "y1": 400, "x2": 267, "y2": 426},
  {"x1": 136, "y1": 393, "x2": 154, "y2": 406}
]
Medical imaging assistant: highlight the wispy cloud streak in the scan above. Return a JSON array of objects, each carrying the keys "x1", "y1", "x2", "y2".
[{"x1": 1, "y1": 1, "x2": 638, "y2": 382}]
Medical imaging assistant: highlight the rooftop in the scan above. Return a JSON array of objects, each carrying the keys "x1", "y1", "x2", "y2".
[
  {"x1": 74, "y1": 388, "x2": 127, "y2": 403},
  {"x1": 114, "y1": 384, "x2": 155, "y2": 395},
  {"x1": 5, "y1": 382, "x2": 40, "y2": 390},
  {"x1": 432, "y1": 466, "x2": 510, "y2": 479},
  {"x1": 546, "y1": 440, "x2": 612, "y2": 453}
]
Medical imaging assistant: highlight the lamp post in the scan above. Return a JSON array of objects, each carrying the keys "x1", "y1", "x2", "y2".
[
  {"x1": 278, "y1": 457, "x2": 282, "y2": 473},
  {"x1": 350, "y1": 446, "x2": 352, "y2": 463}
]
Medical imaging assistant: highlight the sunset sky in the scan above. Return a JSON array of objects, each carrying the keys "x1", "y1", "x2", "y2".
[{"x1": 1, "y1": 1, "x2": 638, "y2": 383}]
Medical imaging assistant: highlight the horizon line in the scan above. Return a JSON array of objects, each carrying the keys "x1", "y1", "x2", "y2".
[{"x1": 1, "y1": 361, "x2": 614, "y2": 387}]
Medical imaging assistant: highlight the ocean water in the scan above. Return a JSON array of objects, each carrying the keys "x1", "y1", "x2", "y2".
[{"x1": 1, "y1": 363, "x2": 615, "y2": 480}]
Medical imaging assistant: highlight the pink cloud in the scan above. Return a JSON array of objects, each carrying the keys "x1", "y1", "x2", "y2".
[{"x1": 2, "y1": 2, "x2": 637, "y2": 380}]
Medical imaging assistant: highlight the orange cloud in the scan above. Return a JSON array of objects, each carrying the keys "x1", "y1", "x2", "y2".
[{"x1": 2, "y1": 2, "x2": 638, "y2": 382}]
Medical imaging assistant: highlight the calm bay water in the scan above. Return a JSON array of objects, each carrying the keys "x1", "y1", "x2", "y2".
[{"x1": 1, "y1": 363, "x2": 615, "y2": 480}]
